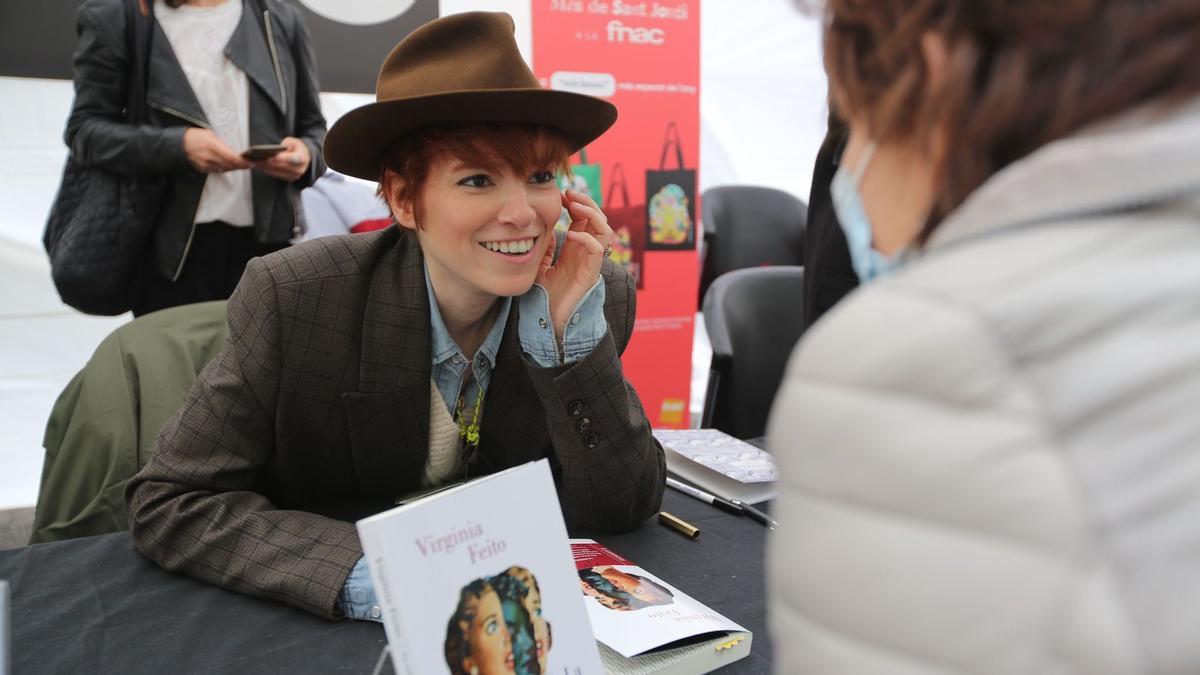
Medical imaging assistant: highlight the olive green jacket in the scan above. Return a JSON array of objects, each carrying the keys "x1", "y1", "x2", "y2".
[{"x1": 31, "y1": 301, "x2": 229, "y2": 543}]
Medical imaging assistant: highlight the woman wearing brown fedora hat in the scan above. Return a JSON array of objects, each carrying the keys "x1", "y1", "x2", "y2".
[{"x1": 125, "y1": 11, "x2": 665, "y2": 622}]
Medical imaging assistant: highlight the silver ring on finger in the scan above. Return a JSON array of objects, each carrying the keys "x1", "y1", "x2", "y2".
[{"x1": 289, "y1": 155, "x2": 302, "y2": 167}]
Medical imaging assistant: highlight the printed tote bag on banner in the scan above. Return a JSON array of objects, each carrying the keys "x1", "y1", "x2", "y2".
[
  {"x1": 645, "y1": 122, "x2": 696, "y2": 251},
  {"x1": 605, "y1": 164, "x2": 646, "y2": 289}
]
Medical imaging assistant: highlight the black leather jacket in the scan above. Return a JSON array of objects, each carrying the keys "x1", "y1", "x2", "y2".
[{"x1": 66, "y1": 0, "x2": 327, "y2": 282}]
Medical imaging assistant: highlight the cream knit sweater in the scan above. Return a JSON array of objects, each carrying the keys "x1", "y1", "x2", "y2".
[{"x1": 422, "y1": 379, "x2": 466, "y2": 487}]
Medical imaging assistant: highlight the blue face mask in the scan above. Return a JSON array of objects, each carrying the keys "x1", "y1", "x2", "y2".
[{"x1": 830, "y1": 142, "x2": 903, "y2": 282}]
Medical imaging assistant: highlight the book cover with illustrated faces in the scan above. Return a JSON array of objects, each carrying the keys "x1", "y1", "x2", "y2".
[
  {"x1": 570, "y1": 540, "x2": 747, "y2": 660},
  {"x1": 358, "y1": 461, "x2": 603, "y2": 675}
]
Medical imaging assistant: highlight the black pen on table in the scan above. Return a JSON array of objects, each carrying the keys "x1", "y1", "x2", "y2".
[
  {"x1": 665, "y1": 476, "x2": 777, "y2": 530},
  {"x1": 665, "y1": 476, "x2": 740, "y2": 514},
  {"x1": 729, "y1": 498, "x2": 778, "y2": 531}
]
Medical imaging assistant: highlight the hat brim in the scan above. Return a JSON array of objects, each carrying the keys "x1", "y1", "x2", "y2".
[{"x1": 323, "y1": 89, "x2": 618, "y2": 181}]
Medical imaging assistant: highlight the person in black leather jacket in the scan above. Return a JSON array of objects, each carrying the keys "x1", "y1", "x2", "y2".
[{"x1": 65, "y1": 0, "x2": 326, "y2": 316}]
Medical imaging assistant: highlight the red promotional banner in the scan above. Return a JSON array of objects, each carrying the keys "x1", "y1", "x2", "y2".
[{"x1": 532, "y1": 0, "x2": 700, "y2": 428}]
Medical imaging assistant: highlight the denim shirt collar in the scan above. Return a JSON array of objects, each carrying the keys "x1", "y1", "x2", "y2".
[{"x1": 424, "y1": 265, "x2": 510, "y2": 371}]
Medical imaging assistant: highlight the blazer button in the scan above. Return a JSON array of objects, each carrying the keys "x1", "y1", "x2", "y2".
[
  {"x1": 584, "y1": 433, "x2": 599, "y2": 448},
  {"x1": 576, "y1": 417, "x2": 593, "y2": 432},
  {"x1": 567, "y1": 400, "x2": 583, "y2": 416}
]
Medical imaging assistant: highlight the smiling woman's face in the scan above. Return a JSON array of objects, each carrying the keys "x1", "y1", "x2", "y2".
[
  {"x1": 464, "y1": 588, "x2": 515, "y2": 675},
  {"x1": 379, "y1": 124, "x2": 571, "y2": 310},
  {"x1": 389, "y1": 149, "x2": 562, "y2": 307}
]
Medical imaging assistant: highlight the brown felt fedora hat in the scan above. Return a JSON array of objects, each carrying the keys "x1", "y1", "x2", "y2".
[{"x1": 324, "y1": 11, "x2": 618, "y2": 181}]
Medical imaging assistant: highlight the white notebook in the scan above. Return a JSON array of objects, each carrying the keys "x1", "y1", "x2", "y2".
[{"x1": 654, "y1": 428, "x2": 776, "y2": 504}]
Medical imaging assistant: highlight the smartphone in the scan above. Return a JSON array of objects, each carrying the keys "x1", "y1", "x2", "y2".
[{"x1": 241, "y1": 143, "x2": 287, "y2": 160}]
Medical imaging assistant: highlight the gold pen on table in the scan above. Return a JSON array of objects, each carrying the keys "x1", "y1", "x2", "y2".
[{"x1": 658, "y1": 511, "x2": 700, "y2": 539}]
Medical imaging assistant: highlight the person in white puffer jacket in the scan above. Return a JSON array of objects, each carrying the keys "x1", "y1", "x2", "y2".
[{"x1": 767, "y1": 1, "x2": 1200, "y2": 673}]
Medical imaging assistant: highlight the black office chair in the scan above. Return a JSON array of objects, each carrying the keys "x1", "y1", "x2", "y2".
[
  {"x1": 701, "y1": 266, "x2": 805, "y2": 441},
  {"x1": 698, "y1": 185, "x2": 807, "y2": 307}
]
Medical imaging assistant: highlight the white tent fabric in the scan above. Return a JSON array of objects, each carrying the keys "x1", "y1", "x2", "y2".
[
  {"x1": 0, "y1": 78, "x2": 129, "y2": 509},
  {"x1": 0, "y1": 2, "x2": 826, "y2": 509}
]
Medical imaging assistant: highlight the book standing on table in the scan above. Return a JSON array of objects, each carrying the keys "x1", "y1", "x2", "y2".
[{"x1": 358, "y1": 460, "x2": 604, "y2": 675}]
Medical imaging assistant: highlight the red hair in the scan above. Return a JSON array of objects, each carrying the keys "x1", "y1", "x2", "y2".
[{"x1": 378, "y1": 123, "x2": 572, "y2": 228}]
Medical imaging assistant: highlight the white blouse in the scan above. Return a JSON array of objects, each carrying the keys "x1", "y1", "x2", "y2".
[{"x1": 156, "y1": 0, "x2": 254, "y2": 227}]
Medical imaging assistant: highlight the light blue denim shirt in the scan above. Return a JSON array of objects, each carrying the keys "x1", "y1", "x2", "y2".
[
  {"x1": 427, "y1": 266, "x2": 512, "y2": 419},
  {"x1": 339, "y1": 263, "x2": 608, "y2": 621}
]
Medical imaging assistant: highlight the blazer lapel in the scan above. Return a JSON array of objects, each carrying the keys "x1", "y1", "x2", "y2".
[
  {"x1": 476, "y1": 302, "x2": 548, "y2": 474},
  {"x1": 341, "y1": 232, "x2": 433, "y2": 498},
  {"x1": 146, "y1": 22, "x2": 208, "y2": 126},
  {"x1": 224, "y1": 1, "x2": 287, "y2": 117}
]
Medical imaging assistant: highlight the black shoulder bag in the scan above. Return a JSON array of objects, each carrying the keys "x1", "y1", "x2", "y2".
[{"x1": 43, "y1": 0, "x2": 166, "y2": 316}]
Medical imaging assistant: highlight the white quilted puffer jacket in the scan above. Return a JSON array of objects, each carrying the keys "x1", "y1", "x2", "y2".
[{"x1": 767, "y1": 96, "x2": 1200, "y2": 675}]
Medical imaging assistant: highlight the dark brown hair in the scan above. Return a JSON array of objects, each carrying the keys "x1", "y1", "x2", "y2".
[
  {"x1": 378, "y1": 122, "x2": 572, "y2": 228},
  {"x1": 162, "y1": 0, "x2": 185, "y2": 7},
  {"x1": 444, "y1": 579, "x2": 491, "y2": 675},
  {"x1": 822, "y1": 0, "x2": 1200, "y2": 241}
]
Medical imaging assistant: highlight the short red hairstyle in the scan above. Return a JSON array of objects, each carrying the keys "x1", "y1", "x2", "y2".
[{"x1": 378, "y1": 122, "x2": 573, "y2": 228}]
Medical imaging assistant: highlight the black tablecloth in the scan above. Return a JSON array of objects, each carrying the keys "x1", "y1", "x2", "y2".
[{"x1": 0, "y1": 490, "x2": 770, "y2": 674}]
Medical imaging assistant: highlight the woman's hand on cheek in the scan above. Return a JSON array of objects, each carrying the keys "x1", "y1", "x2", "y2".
[{"x1": 535, "y1": 189, "x2": 613, "y2": 341}]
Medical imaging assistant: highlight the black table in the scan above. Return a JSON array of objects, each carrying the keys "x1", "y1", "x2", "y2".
[{"x1": 0, "y1": 490, "x2": 770, "y2": 674}]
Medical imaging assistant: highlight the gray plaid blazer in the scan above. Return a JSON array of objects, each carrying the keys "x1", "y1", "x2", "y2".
[{"x1": 126, "y1": 228, "x2": 665, "y2": 618}]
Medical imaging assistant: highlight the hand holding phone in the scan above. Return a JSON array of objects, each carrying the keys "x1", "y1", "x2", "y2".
[
  {"x1": 241, "y1": 143, "x2": 288, "y2": 161},
  {"x1": 184, "y1": 128, "x2": 252, "y2": 173},
  {"x1": 248, "y1": 137, "x2": 311, "y2": 182}
]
